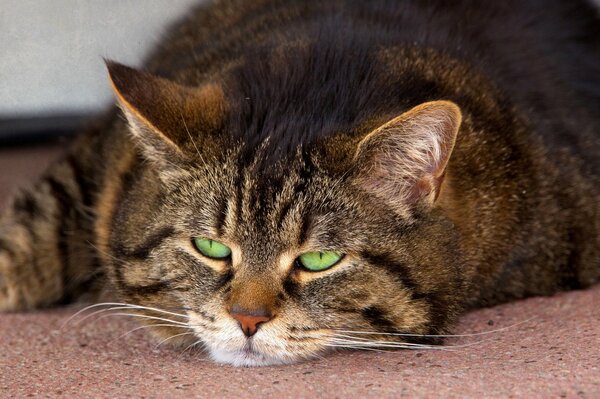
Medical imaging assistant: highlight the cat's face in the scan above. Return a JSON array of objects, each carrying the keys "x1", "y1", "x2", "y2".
[{"x1": 105, "y1": 62, "x2": 465, "y2": 366}]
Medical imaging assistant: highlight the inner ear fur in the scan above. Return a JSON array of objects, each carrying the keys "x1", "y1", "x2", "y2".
[
  {"x1": 106, "y1": 60, "x2": 226, "y2": 161},
  {"x1": 354, "y1": 100, "x2": 462, "y2": 211}
]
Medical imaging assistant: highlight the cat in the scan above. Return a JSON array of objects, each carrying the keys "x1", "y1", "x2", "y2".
[{"x1": 1, "y1": 0, "x2": 599, "y2": 367}]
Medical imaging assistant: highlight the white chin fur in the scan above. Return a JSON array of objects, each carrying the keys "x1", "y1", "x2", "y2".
[{"x1": 208, "y1": 347, "x2": 296, "y2": 367}]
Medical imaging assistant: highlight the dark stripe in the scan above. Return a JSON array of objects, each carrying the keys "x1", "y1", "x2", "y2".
[
  {"x1": 46, "y1": 176, "x2": 73, "y2": 293},
  {"x1": 277, "y1": 154, "x2": 314, "y2": 237},
  {"x1": 297, "y1": 213, "x2": 312, "y2": 247},
  {"x1": 117, "y1": 280, "x2": 172, "y2": 296},
  {"x1": 197, "y1": 310, "x2": 215, "y2": 323},
  {"x1": 561, "y1": 228, "x2": 583, "y2": 290},
  {"x1": 111, "y1": 226, "x2": 175, "y2": 261},
  {"x1": 58, "y1": 270, "x2": 104, "y2": 305},
  {"x1": 65, "y1": 154, "x2": 96, "y2": 208},
  {"x1": 276, "y1": 200, "x2": 294, "y2": 231},
  {"x1": 283, "y1": 278, "x2": 300, "y2": 297},
  {"x1": 214, "y1": 195, "x2": 228, "y2": 236},
  {"x1": 116, "y1": 276, "x2": 189, "y2": 296},
  {"x1": 10, "y1": 192, "x2": 44, "y2": 280},
  {"x1": 360, "y1": 250, "x2": 421, "y2": 294},
  {"x1": 361, "y1": 306, "x2": 395, "y2": 330},
  {"x1": 13, "y1": 191, "x2": 42, "y2": 218},
  {"x1": 0, "y1": 238, "x2": 16, "y2": 259},
  {"x1": 359, "y1": 250, "x2": 453, "y2": 335},
  {"x1": 216, "y1": 269, "x2": 233, "y2": 290},
  {"x1": 233, "y1": 167, "x2": 244, "y2": 224}
]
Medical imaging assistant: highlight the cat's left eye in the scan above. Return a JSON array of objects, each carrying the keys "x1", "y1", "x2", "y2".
[
  {"x1": 193, "y1": 238, "x2": 232, "y2": 259},
  {"x1": 297, "y1": 251, "x2": 344, "y2": 271}
]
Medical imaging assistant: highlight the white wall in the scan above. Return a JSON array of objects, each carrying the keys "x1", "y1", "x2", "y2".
[{"x1": 0, "y1": 0, "x2": 200, "y2": 117}]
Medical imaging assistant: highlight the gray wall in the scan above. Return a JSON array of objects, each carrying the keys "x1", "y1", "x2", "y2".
[{"x1": 0, "y1": 0, "x2": 200, "y2": 118}]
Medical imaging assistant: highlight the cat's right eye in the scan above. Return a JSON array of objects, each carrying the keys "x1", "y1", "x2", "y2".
[
  {"x1": 193, "y1": 237, "x2": 232, "y2": 260},
  {"x1": 297, "y1": 251, "x2": 344, "y2": 272}
]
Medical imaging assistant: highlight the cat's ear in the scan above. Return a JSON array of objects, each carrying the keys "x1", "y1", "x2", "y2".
[
  {"x1": 353, "y1": 101, "x2": 461, "y2": 213},
  {"x1": 105, "y1": 60, "x2": 225, "y2": 164}
]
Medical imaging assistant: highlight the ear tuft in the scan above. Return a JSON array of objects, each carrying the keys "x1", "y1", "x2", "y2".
[{"x1": 354, "y1": 101, "x2": 462, "y2": 213}]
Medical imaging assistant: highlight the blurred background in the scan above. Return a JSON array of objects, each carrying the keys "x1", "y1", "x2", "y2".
[
  {"x1": 0, "y1": 0, "x2": 199, "y2": 205},
  {"x1": 0, "y1": 0, "x2": 199, "y2": 144}
]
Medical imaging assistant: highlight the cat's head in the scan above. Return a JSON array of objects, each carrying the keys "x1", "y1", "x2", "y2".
[{"x1": 105, "y1": 61, "x2": 465, "y2": 366}]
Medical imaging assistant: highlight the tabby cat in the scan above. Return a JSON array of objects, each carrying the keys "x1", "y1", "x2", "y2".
[{"x1": 1, "y1": 0, "x2": 599, "y2": 366}]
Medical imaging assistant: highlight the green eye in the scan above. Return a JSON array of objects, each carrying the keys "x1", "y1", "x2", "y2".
[
  {"x1": 297, "y1": 251, "x2": 343, "y2": 271},
  {"x1": 193, "y1": 238, "x2": 231, "y2": 259}
]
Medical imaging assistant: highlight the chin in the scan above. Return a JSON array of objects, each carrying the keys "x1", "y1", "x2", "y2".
[{"x1": 208, "y1": 345, "x2": 304, "y2": 367}]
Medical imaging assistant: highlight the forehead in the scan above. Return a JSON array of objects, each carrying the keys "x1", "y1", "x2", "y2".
[
  {"x1": 197, "y1": 147, "x2": 353, "y2": 256},
  {"x1": 226, "y1": 154, "x2": 315, "y2": 251}
]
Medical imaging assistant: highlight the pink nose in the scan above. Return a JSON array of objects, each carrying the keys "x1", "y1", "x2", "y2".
[{"x1": 229, "y1": 306, "x2": 273, "y2": 337}]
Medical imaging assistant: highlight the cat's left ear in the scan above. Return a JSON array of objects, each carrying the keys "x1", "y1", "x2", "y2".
[
  {"x1": 105, "y1": 60, "x2": 225, "y2": 164},
  {"x1": 353, "y1": 101, "x2": 461, "y2": 213}
]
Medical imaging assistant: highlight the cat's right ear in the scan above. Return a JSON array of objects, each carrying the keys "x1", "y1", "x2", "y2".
[
  {"x1": 105, "y1": 60, "x2": 226, "y2": 165},
  {"x1": 353, "y1": 101, "x2": 462, "y2": 216}
]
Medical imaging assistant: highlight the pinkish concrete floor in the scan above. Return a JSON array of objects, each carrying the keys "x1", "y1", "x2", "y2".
[{"x1": 1, "y1": 145, "x2": 599, "y2": 398}]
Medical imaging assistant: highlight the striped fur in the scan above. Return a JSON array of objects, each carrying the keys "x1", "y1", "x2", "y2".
[{"x1": 1, "y1": 0, "x2": 599, "y2": 366}]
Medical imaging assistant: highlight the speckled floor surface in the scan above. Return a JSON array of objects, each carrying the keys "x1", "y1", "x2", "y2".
[{"x1": 1, "y1": 145, "x2": 599, "y2": 398}]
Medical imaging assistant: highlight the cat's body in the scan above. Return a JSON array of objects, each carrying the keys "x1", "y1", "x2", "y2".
[{"x1": 1, "y1": 0, "x2": 599, "y2": 366}]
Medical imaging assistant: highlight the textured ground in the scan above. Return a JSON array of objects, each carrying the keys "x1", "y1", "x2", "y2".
[{"x1": 1, "y1": 145, "x2": 599, "y2": 398}]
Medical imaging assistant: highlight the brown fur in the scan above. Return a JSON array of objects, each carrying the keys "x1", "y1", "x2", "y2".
[{"x1": 1, "y1": 0, "x2": 599, "y2": 366}]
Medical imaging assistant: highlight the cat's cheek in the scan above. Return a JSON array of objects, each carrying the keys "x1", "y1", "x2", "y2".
[{"x1": 119, "y1": 261, "x2": 162, "y2": 286}]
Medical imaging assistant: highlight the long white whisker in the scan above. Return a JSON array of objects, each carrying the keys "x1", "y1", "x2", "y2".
[
  {"x1": 327, "y1": 339, "x2": 454, "y2": 351},
  {"x1": 327, "y1": 337, "x2": 445, "y2": 349},
  {"x1": 333, "y1": 318, "x2": 535, "y2": 339},
  {"x1": 95, "y1": 303, "x2": 189, "y2": 319},
  {"x1": 63, "y1": 302, "x2": 189, "y2": 328},
  {"x1": 326, "y1": 342, "x2": 444, "y2": 351},
  {"x1": 93, "y1": 312, "x2": 189, "y2": 326}
]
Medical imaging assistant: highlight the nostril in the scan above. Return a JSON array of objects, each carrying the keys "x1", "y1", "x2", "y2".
[{"x1": 229, "y1": 306, "x2": 273, "y2": 337}]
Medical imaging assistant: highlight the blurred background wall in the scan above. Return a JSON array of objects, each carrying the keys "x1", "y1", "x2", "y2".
[{"x1": 0, "y1": 0, "x2": 199, "y2": 120}]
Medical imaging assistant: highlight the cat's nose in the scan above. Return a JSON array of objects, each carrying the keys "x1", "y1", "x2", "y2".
[{"x1": 229, "y1": 305, "x2": 273, "y2": 337}]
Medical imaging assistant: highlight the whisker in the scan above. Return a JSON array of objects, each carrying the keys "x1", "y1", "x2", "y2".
[
  {"x1": 327, "y1": 334, "x2": 497, "y2": 351},
  {"x1": 155, "y1": 332, "x2": 196, "y2": 349},
  {"x1": 92, "y1": 312, "x2": 190, "y2": 327},
  {"x1": 178, "y1": 339, "x2": 206, "y2": 360},
  {"x1": 324, "y1": 333, "x2": 373, "y2": 341},
  {"x1": 181, "y1": 112, "x2": 204, "y2": 164},
  {"x1": 326, "y1": 342, "x2": 443, "y2": 351},
  {"x1": 324, "y1": 344, "x2": 395, "y2": 353},
  {"x1": 333, "y1": 317, "x2": 536, "y2": 339},
  {"x1": 86, "y1": 241, "x2": 130, "y2": 266},
  {"x1": 326, "y1": 339, "x2": 454, "y2": 351},
  {"x1": 115, "y1": 323, "x2": 192, "y2": 341},
  {"x1": 327, "y1": 336, "x2": 446, "y2": 349},
  {"x1": 63, "y1": 302, "x2": 189, "y2": 328}
]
